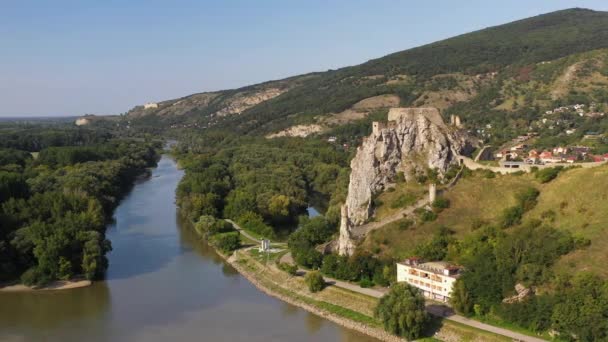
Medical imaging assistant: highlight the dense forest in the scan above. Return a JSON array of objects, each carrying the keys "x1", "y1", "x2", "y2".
[{"x1": 0, "y1": 125, "x2": 160, "y2": 285}]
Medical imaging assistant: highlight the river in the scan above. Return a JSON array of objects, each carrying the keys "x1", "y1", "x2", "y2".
[{"x1": 0, "y1": 155, "x2": 376, "y2": 342}]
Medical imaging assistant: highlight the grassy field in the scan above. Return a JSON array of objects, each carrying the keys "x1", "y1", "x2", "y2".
[
  {"x1": 525, "y1": 164, "x2": 608, "y2": 277},
  {"x1": 362, "y1": 164, "x2": 608, "y2": 277},
  {"x1": 362, "y1": 170, "x2": 536, "y2": 259},
  {"x1": 373, "y1": 181, "x2": 426, "y2": 221}
]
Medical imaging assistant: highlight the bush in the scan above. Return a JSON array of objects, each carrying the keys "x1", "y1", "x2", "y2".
[
  {"x1": 288, "y1": 216, "x2": 336, "y2": 269},
  {"x1": 374, "y1": 283, "x2": 429, "y2": 339},
  {"x1": 372, "y1": 265, "x2": 392, "y2": 287},
  {"x1": 500, "y1": 206, "x2": 523, "y2": 228},
  {"x1": 397, "y1": 219, "x2": 413, "y2": 231},
  {"x1": 278, "y1": 262, "x2": 298, "y2": 276},
  {"x1": 359, "y1": 277, "x2": 374, "y2": 288},
  {"x1": 237, "y1": 211, "x2": 275, "y2": 239},
  {"x1": 535, "y1": 167, "x2": 562, "y2": 183},
  {"x1": 211, "y1": 232, "x2": 241, "y2": 253},
  {"x1": 414, "y1": 226, "x2": 454, "y2": 260},
  {"x1": 417, "y1": 209, "x2": 437, "y2": 222},
  {"x1": 391, "y1": 193, "x2": 417, "y2": 209},
  {"x1": 195, "y1": 216, "x2": 234, "y2": 237},
  {"x1": 432, "y1": 197, "x2": 450, "y2": 211},
  {"x1": 515, "y1": 187, "x2": 540, "y2": 211},
  {"x1": 305, "y1": 271, "x2": 325, "y2": 292},
  {"x1": 482, "y1": 169, "x2": 496, "y2": 178}
]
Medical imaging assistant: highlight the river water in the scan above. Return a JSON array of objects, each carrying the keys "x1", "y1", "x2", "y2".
[{"x1": 0, "y1": 156, "x2": 375, "y2": 342}]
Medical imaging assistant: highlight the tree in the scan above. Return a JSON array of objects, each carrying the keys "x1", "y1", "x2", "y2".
[
  {"x1": 374, "y1": 283, "x2": 429, "y2": 339},
  {"x1": 268, "y1": 194, "x2": 291, "y2": 218},
  {"x1": 304, "y1": 271, "x2": 325, "y2": 293},
  {"x1": 450, "y1": 279, "x2": 473, "y2": 315},
  {"x1": 211, "y1": 232, "x2": 241, "y2": 253}
]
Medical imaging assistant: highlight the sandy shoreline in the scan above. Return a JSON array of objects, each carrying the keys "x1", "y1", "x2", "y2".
[{"x1": 0, "y1": 279, "x2": 92, "y2": 292}]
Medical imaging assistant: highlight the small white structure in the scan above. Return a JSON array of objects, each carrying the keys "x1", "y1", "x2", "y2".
[
  {"x1": 144, "y1": 102, "x2": 158, "y2": 109},
  {"x1": 75, "y1": 118, "x2": 91, "y2": 126},
  {"x1": 429, "y1": 183, "x2": 437, "y2": 203},
  {"x1": 397, "y1": 258, "x2": 461, "y2": 302},
  {"x1": 259, "y1": 239, "x2": 271, "y2": 252}
]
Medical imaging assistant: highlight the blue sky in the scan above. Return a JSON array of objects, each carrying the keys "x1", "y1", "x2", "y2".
[{"x1": 2, "y1": 1, "x2": 608, "y2": 117}]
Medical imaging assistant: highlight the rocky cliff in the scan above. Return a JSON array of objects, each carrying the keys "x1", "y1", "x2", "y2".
[{"x1": 338, "y1": 107, "x2": 467, "y2": 255}]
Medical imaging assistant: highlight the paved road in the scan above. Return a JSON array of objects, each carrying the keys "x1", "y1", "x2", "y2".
[{"x1": 280, "y1": 252, "x2": 546, "y2": 342}]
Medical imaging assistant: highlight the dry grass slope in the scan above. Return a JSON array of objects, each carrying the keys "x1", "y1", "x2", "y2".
[{"x1": 525, "y1": 165, "x2": 608, "y2": 277}]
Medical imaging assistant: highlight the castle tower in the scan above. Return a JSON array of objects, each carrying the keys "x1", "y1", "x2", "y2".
[
  {"x1": 372, "y1": 122, "x2": 384, "y2": 136},
  {"x1": 429, "y1": 183, "x2": 437, "y2": 203},
  {"x1": 454, "y1": 115, "x2": 462, "y2": 128}
]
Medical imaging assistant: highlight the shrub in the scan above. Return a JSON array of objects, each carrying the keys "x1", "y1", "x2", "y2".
[
  {"x1": 211, "y1": 232, "x2": 241, "y2": 253},
  {"x1": 195, "y1": 216, "x2": 234, "y2": 237},
  {"x1": 237, "y1": 211, "x2": 275, "y2": 239},
  {"x1": 397, "y1": 219, "x2": 413, "y2": 231},
  {"x1": 482, "y1": 169, "x2": 496, "y2": 178},
  {"x1": 414, "y1": 226, "x2": 454, "y2": 260},
  {"x1": 373, "y1": 265, "x2": 392, "y2": 287},
  {"x1": 540, "y1": 209, "x2": 556, "y2": 222},
  {"x1": 305, "y1": 271, "x2": 325, "y2": 292},
  {"x1": 501, "y1": 206, "x2": 523, "y2": 228},
  {"x1": 278, "y1": 262, "x2": 298, "y2": 276},
  {"x1": 374, "y1": 283, "x2": 429, "y2": 339},
  {"x1": 515, "y1": 187, "x2": 540, "y2": 211},
  {"x1": 359, "y1": 277, "x2": 374, "y2": 288},
  {"x1": 57, "y1": 257, "x2": 73, "y2": 281},
  {"x1": 535, "y1": 167, "x2": 563, "y2": 183},
  {"x1": 390, "y1": 193, "x2": 417, "y2": 209},
  {"x1": 418, "y1": 209, "x2": 437, "y2": 222},
  {"x1": 432, "y1": 197, "x2": 450, "y2": 211}
]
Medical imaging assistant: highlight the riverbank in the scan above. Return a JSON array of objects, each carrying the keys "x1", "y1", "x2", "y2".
[
  {"x1": 202, "y1": 238, "x2": 510, "y2": 342},
  {"x1": 0, "y1": 278, "x2": 92, "y2": 292},
  {"x1": 225, "y1": 248, "x2": 401, "y2": 342}
]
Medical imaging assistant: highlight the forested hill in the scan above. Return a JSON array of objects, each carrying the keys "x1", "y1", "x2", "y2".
[{"x1": 110, "y1": 8, "x2": 608, "y2": 138}]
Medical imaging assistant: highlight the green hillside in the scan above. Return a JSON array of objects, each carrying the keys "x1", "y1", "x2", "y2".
[{"x1": 120, "y1": 8, "x2": 608, "y2": 141}]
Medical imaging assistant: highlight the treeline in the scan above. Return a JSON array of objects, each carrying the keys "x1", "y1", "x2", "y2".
[
  {"x1": 287, "y1": 215, "x2": 395, "y2": 288},
  {"x1": 175, "y1": 132, "x2": 351, "y2": 238},
  {"x1": 0, "y1": 137, "x2": 160, "y2": 285},
  {"x1": 448, "y1": 222, "x2": 601, "y2": 340},
  {"x1": 0, "y1": 126, "x2": 110, "y2": 152}
]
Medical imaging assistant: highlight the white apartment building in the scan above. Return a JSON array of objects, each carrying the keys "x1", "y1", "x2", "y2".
[{"x1": 396, "y1": 257, "x2": 461, "y2": 302}]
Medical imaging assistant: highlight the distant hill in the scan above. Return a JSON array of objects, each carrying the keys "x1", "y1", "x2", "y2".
[{"x1": 117, "y1": 8, "x2": 608, "y2": 141}]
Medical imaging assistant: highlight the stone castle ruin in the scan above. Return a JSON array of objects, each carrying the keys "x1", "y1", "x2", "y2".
[{"x1": 337, "y1": 108, "x2": 468, "y2": 255}]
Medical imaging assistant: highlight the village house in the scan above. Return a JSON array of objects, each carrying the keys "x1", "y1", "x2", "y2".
[
  {"x1": 396, "y1": 258, "x2": 462, "y2": 302},
  {"x1": 553, "y1": 146, "x2": 568, "y2": 155}
]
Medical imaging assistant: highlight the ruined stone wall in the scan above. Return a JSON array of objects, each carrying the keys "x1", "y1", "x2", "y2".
[{"x1": 338, "y1": 108, "x2": 467, "y2": 255}]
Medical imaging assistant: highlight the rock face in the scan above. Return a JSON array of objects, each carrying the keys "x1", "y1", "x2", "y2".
[{"x1": 338, "y1": 108, "x2": 467, "y2": 255}]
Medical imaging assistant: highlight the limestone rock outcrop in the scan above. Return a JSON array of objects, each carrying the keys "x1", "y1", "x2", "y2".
[{"x1": 338, "y1": 108, "x2": 467, "y2": 255}]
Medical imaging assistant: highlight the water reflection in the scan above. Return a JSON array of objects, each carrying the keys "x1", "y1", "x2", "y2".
[
  {"x1": 0, "y1": 283, "x2": 110, "y2": 336},
  {"x1": 0, "y1": 156, "x2": 377, "y2": 342},
  {"x1": 306, "y1": 312, "x2": 325, "y2": 334}
]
